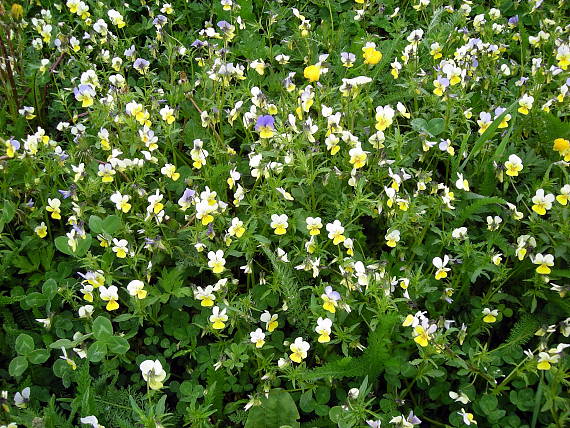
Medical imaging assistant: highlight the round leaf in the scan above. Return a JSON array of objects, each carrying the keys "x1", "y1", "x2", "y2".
[
  {"x1": 9, "y1": 356, "x2": 28, "y2": 377},
  {"x1": 15, "y1": 334, "x2": 35, "y2": 355}
]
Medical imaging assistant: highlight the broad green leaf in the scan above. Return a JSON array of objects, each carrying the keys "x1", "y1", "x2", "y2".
[
  {"x1": 92, "y1": 316, "x2": 113, "y2": 340},
  {"x1": 245, "y1": 389, "x2": 300, "y2": 428},
  {"x1": 87, "y1": 341, "x2": 107, "y2": 363},
  {"x1": 9, "y1": 356, "x2": 28, "y2": 377},
  {"x1": 28, "y1": 348, "x2": 50, "y2": 364},
  {"x1": 15, "y1": 334, "x2": 35, "y2": 355}
]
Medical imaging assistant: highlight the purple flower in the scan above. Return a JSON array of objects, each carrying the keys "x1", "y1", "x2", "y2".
[
  {"x1": 407, "y1": 411, "x2": 422, "y2": 425},
  {"x1": 191, "y1": 39, "x2": 206, "y2": 48},
  {"x1": 217, "y1": 20, "x2": 231, "y2": 31},
  {"x1": 58, "y1": 189, "x2": 72, "y2": 199},
  {"x1": 26, "y1": 199, "x2": 34, "y2": 208},
  {"x1": 8, "y1": 138, "x2": 20, "y2": 150},
  {"x1": 508, "y1": 15, "x2": 519, "y2": 26},
  {"x1": 153, "y1": 15, "x2": 168, "y2": 26},
  {"x1": 124, "y1": 45, "x2": 136, "y2": 57},
  {"x1": 73, "y1": 84, "x2": 95, "y2": 98},
  {"x1": 324, "y1": 286, "x2": 340, "y2": 301},
  {"x1": 180, "y1": 188, "x2": 195, "y2": 204},
  {"x1": 254, "y1": 115, "x2": 274, "y2": 131},
  {"x1": 494, "y1": 107, "x2": 506, "y2": 117},
  {"x1": 133, "y1": 58, "x2": 150, "y2": 74},
  {"x1": 436, "y1": 76, "x2": 450, "y2": 88}
]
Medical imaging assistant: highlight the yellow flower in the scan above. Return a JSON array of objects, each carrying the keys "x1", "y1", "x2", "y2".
[
  {"x1": 209, "y1": 306, "x2": 228, "y2": 329},
  {"x1": 553, "y1": 138, "x2": 570, "y2": 161},
  {"x1": 270, "y1": 214, "x2": 289, "y2": 235},
  {"x1": 482, "y1": 308, "x2": 498, "y2": 323},
  {"x1": 413, "y1": 325, "x2": 432, "y2": 347},
  {"x1": 362, "y1": 45, "x2": 382, "y2": 65},
  {"x1": 556, "y1": 185, "x2": 570, "y2": 205},
  {"x1": 533, "y1": 253, "x2": 554, "y2": 275},
  {"x1": 304, "y1": 64, "x2": 321, "y2": 82},
  {"x1": 35, "y1": 222, "x2": 48, "y2": 238},
  {"x1": 11, "y1": 3, "x2": 24, "y2": 19},
  {"x1": 504, "y1": 154, "x2": 523, "y2": 177},
  {"x1": 289, "y1": 337, "x2": 310, "y2": 363}
]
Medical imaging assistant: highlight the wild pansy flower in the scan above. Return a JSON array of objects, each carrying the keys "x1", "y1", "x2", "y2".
[
  {"x1": 455, "y1": 173, "x2": 469, "y2": 191},
  {"x1": 326, "y1": 220, "x2": 345, "y2": 245},
  {"x1": 110, "y1": 191, "x2": 131, "y2": 213},
  {"x1": 494, "y1": 107, "x2": 511, "y2": 128},
  {"x1": 59, "y1": 347, "x2": 77, "y2": 370},
  {"x1": 159, "y1": 105, "x2": 175, "y2": 124},
  {"x1": 531, "y1": 189, "x2": 554, "y2": 215},
  {"x1": 127, "y1": 280, "x2": 147, "y2": 299},
  {"x1": 341, "y1": 52, "x2": 355, "y2": 67},
  {"x1": 73, "y1": 84, "x2": 95, "y2": 107},
  {"x1": 362, "y1": 42, "x2": 382, "y2": 65},
  {"x1": 348, "y1": 144, "x2": 368, "y2": 169},
  {"x1": 209, "y1": 306, "x2": 228, "y2": 329},
  {"x1": 433, "y1": 76, "x2": 449, "y2": 97},
  {"x1": 482, "y1": 308, "x2": 499, "y2": 323},
  {"x1": 413, "y1": 323, "x2": 437, "y2": 347},
  {"x1": 486, "y1": 215, "x2": 502, "y2": 231},
  {"x1": 140, "y1": 360, "x2": 167, "y2": 390},
  {"x1": 315, "y1": 317, "x2": 332, "y2": 343},
  {"x1": 98, "y1": 163, "x2": 116, "y2": 183},
  {"x1": 46, "y1": 198, "x2": 62, "y2": 219},
  {"x1": 250, "y1": 328, "x2": 265, "y2": 348},
  {"x1": 260, "y1": 311, "x2": 278, "y2": 332},
  {"x1": 161, "y1": 163, "x2": 180, "y2": 181},
  {"x1": 303, "y1": 64, "x2": 321, "y2": 82},
  {"x1": 374, "y1": 105, "x2": 395, "y2": 131},
  {"x1": 385, "y1": 229, "x2": 400, "y2": 247},
  {"x1": 194, "y1": 285, "x2": 215, "y2": 307},
  {"x1": 228, "y1": 217, "x2": 246, "y2": 238},
  {"x1": 518, "y1": 93, "x2": 534, "y2": 115},
  {"x1": 390, "y1": 411, "x2": 422, "y2": 427},
  {"x1": 207, "y1": 250, "x2": 226, "y2": 274},
  {"x1": 556, "y1": 184, "x2": 570, "y2": 205},
  {"x1": 107, "y1": 9, "x2": 125, "y2": 28},
  {"x1": 458, "y1": 409, "x2": 477, "y2": 426},
  {"x1": 270, "y1": 214, "x2": 288, "y2": 235},
  {"x1": 305, "y1": 217, "x2": 322, "y2": 236},
  {"x1": 35, "y1": 222, "x2": 48, "y2": 238},
  {"x1": 477, "y1": 111, "x2": 492, "y2": 134},
  {"x1": 80, "y1": 283, "x2": 94, "y2": 302},
  {"x1": 255, "y1": 115, "x2": 275, "y2": 139},
  {"x1": 504, "y1": 154, "x2": 523, "y2": 177},
  {"x1": 289, "y1": 337, "x2": 310, "y2": 363},
  {"x1": 112, "y1": 238, "x2": 128, "y2": 258},
  {"x1": 533, "y1": 253, "x2": 554, "y2": 275},
  {"x1": 178, "y1": 188, "x2": 195, "y2": 211},
  {"x1": 250, "y1": 59, "x2": 266, "y2": 75},
  {"x1": 161, "y1": 3, "x2": 173, "y2": 14},
  {"x1": 99, "y1": 285, "x2": 119, "y2": 311},
  {"x1": 133, "y1": 58, "x2": 150, "y2": 75},
  {"x1": 553, "y1": 138, "x2": 570, "y2": 161},
  {"x1": 556, "y1": 44, "x2": 570, "y2": 70},
  {"x1": 190, "y1": 139, "x2": 209, "y2": 168},
  {"x1": 321, "y1": 286, "x2": 340, "y2": 313},
  {"x1": 19, "y1": 106, "x2": 35, "y2": 119},
  {"x1": 433, "y1": 255, "x2": 450, "y2": 280}
]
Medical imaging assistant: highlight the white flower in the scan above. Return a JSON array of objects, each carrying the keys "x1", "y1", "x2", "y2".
[
  {"x1": 78, "y1": 305, "x2": 94, "y2": 318},
  {"x1": 127, "y1": 280, "x2": 147, "y2": 299},
  {"x1": 140, "y1": 359, "x2": 167, "y2": 390},
  {"x1": 250, "y1": 328, "x2": 266, "y2": 348},
  {"x1": 451, "y1": 227, "x2": 467, "y2": 239},
  {"x1": 14, "y1": 387, "x2": 30, "y2": 408}
]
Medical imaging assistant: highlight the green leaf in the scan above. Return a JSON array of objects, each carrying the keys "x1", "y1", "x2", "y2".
[
  {"x1": 245, "y1": 389, "x2": 300, "y2": 428},
  {"x1": 9, "y1": 356, "x2": 28, "y2": 377},
  {"x1": 104, "y1": 336, "x2": 130, "y2": 354},
  {"x1": 478, "y1": 394, "x2": 498, "y2": 413},
  {"x1": 23, "y1": 292, "x2": 48, "y2": 308},
  {"x1": 88, "y1": 215, "x2": 104, "y2": 234},
  {"x1": 28, "y1": 348, "x2": 50, "y2": 364},
  {"x1": 42, "y1": 278, "x2": 58, "y2": 299},
  {"x1": 2, "y1": 199, "x2": 16, "y2": 223},
  {"x1": 102, "y1": 215, "x2": 121, "y2": 234},
  {"x1": 92, "y1": 316, "x2": 113, "y2": 340},
  {"x1": 411, "y1": 118, "x2": 445, "y2": 137},
  {"x1": 54, "y1": 234, "x2": 92, "y2": 257},
  {"x1": 15, "y1": 334, "x2": 35, "y2": 355},
  {"x1": 87, "y1": 341, "x2": 107, "y2": 362}
]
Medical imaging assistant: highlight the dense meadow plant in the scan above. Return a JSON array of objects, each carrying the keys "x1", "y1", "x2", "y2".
[{"x1": 0, "y1": 0, "x2": 569, "y2": 426}]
